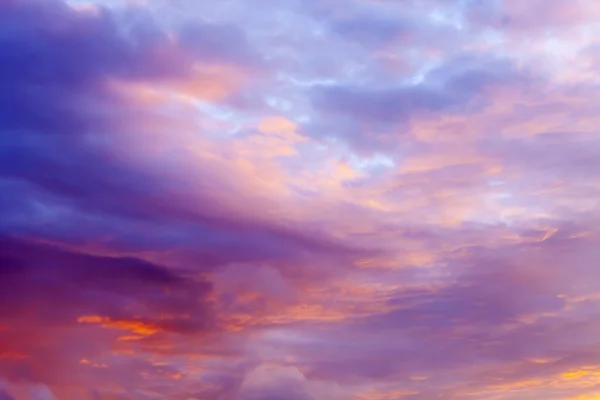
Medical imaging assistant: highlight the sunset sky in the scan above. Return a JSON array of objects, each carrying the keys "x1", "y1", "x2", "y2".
[{"x1": 1, "y1": 0, "x2": 600, "y2": 399}]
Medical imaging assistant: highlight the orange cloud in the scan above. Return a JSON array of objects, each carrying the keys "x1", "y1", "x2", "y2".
[{"x1": 77, "y1": 315, "x2": 160, "y2": 336}]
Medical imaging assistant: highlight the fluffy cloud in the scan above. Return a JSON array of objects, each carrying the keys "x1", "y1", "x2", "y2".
[{"x1": 236, "y1": 364, "x2": 345, "y2": 400}]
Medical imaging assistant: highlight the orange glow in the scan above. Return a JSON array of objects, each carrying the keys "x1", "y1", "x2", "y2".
[
  {"x1": 563, "y1": 370, "x2": 591, "y2": 379},
  {"x1": 77, "y1": 315, "x2": 159, "y2": 336}
]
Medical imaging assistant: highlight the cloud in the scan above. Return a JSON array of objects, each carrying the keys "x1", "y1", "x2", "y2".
[
  {"x1": 236, "y1": 364, "x2": 345, "y2": 400},
  {"x1": 0, "y1": 390, "x2": 15, "y2": 400},
  {"x1": 306, "y1": 53, "x2": 530, "y2": 153},
  {"x1": 28, "y1": 385, "x2": 57, "y2": 400},
  {"x1": 0, "y1": 236, "x2": 213, "y2": 323},
  {"x1": 330, "y1": 13, "x2": 412, "y2": 48},
  {"x1": 2, "y1": 0, "x2": 600, "y2": 399}
]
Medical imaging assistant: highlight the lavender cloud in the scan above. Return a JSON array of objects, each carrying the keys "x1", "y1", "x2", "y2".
[{"x1": 1, "y1": 0, "x2": 600, "y2": 399}]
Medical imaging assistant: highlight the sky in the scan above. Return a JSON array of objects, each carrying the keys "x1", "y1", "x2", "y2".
[{"x1": 1, "y1": 0, "x2": 600, "y2": 399}]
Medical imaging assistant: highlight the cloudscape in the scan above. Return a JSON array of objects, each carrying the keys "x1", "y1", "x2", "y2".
[{"x1": 1, "y1": 0, "x2": 600, "y2": 399}]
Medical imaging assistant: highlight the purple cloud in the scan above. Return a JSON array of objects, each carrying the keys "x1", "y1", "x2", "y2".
[{"x1": 2, "y1": 0, "x2": 600, "y2": 399}]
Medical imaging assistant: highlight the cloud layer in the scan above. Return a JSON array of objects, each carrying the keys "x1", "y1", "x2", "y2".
[{"x1": 1, "y1": 0, "x2": 600, "y2": 399}]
